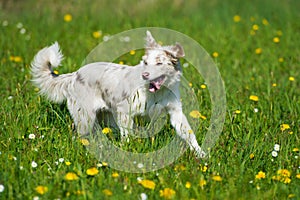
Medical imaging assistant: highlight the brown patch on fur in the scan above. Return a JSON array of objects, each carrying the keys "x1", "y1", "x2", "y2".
[{"x1": 76, "y1": 73, "x2": 85, "y2": 85}]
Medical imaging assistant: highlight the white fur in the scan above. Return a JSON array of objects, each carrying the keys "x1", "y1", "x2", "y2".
[{"x1": 31, "y1": 31, "x2": 205, "y2": 158}]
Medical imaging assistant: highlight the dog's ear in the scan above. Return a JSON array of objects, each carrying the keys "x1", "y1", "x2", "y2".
[
  {"x1": 166, "y1": 43, "x2": 185, "y2": 58},
  {"x1": 146, "y1": 31, "x2": 160, "y2": 48}
]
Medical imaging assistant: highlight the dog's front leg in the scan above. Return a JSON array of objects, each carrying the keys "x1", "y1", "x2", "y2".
[
  {"x1": 116, "y1": 113, "x2": 133, "y2": 142},
  {"x1": 168, "y1": 107, "x2": 206, "y2": 158}
]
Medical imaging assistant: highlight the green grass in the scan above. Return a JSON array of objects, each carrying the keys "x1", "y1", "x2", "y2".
[{"x1": 1, "y1": 0, "x2": 300, "y2": 199}]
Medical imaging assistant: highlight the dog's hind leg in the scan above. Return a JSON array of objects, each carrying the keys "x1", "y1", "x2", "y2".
[{"x1": 67, "y1": 98, "x2": 96, "y2": 136}]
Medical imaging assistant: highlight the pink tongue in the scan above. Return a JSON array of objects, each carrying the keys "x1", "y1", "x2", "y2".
[
  {"x1": 149, "y1": 76, "x2": 165, "y2": 92},
  {"x1": 149, "y1": 82, "x2": 160, "y2": 92}
]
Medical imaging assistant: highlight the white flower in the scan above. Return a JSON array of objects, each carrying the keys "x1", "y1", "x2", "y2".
[
  {"x1": 29, "y1": 134, "x2": 36, "y2": 139},
  {"x1": 2, "y1": 20, "x2": 8, "y2": 26},
  {"x1": 58, "y1": 158, "x2": 64, "y2": 163},
  {"x1": 33, "y1": 196, "x2": 39, "y2": 200},
  {"x1": 271, "y1": 150, "x2": 278, "y2": 157},
  {"x1": 140, "y1": 193, "x2": 148, "y2": 200},
  {"x1": 103, "y1": 35, "x2": 110, "y2": 42},
  {"x1": 20, "y1": 28, "x2": 26, "y2": 34},
  {"x1": 254, "y1": 108, "x2": 259, "y2": 113},
  {"x1": 31, "y1": 161, "x2": 38, "y2": 168},
  {"x1": 137, "y1": 163, "x2": 144, "y2": 168},
  {"x1": 274, "y1": 144, "x2": 280, "y2": 152},
  {"x1": 16, "y1": 22, "x2": 23, "y2": 29},
  {"x1": 0, "y1": 184, "x2": 4, "y2": 192},
  {"x1": 183, "y1": 63, "x2": 189, "y2": 68}
]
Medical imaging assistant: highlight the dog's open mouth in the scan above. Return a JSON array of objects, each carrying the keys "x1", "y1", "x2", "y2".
[{"x1": 149, "y1": 75, "x2": 165, "y2": 93}]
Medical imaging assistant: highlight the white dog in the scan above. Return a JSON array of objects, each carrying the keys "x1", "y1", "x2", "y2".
[{"x1": 31, "y1": 31, "x2": 205, "y2": 158}]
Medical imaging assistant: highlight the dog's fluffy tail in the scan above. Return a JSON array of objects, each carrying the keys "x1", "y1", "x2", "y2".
[{"x1": 31, "y1": 42, "x2": 74, "y2": 103}]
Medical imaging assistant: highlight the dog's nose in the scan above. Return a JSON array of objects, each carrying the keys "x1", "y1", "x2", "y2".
[{"x1": 142, "y1": 72, "x2": 150, "y2": 80}]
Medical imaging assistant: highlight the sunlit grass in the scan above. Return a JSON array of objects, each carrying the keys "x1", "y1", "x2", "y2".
[{"x1": 0, "y1": 0, "x2": 299, "y2": 199}]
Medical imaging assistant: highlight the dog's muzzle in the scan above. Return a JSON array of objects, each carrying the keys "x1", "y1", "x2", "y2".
[{"x1": 142, "y1": 72, "x2": 166, "y2": 93}]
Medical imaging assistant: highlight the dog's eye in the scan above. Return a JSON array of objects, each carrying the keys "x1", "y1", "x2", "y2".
[{"x1": 144, "y1": 60, "x2": 148, "y2": 65}]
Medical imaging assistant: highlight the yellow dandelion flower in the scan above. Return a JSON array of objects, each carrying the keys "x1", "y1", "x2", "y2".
[
  {"x1": 188, "y1": 129, "x2": 194, "y2": 134},
  {"x1": 65, "y1": 172, "x2": 79, "y2": 181},
  {"x1": 200, "y1": 165, "x2": 208, "y2": 172},
  {"x1": 35, "y1": 185, "x2": 48, "y2": 195},
  {"x1": 160, "y1": 188, "x2": 176, "y2": 199},
  {"x1": 288, "y1": 194, "x2": 296, "y2": 198},
  {"x1": 249, "y1": 153, "x2": 255, "y2": 159},
  {"x1": 212, "y1": 175, "x2": 222, "y2": 181},
  {"x1": 112, "y1": 172, "x2": 119, "y2": 178},
  {"x1": 65, "y1": 161, "x2": 71, "y2": 166},
  {"x1": 273, "y1": 37, "x2": 280, "y2": 43},
  {"x1": 233, "y1": 15, "x2": 241, "y2": 22},
  {"x1": 189, "y1": 110, "x2": 201, "y2": 119},
  {"x1": 277, "y1": 169, "x2": 291, "y2": 177},
  {"x1": 249, "y1": 95, "x2": 259, "y2": 101},
  {"x1": 255, "y1": 171, "x2": 266, "y2": 179},
  {"x1": 92, "y1": 31, "x2": 102, "y2": 39},
  {"x1": 188, "y1": 82, "x2": 193, "y2": 87},
  {"x1": 283, "y1": 177, "x2": 291, "y2": 184},
  {"x1": 64, "y1": 14, "x2": 72, "y2": 22},
  {"x1": 262, "y1": 18, "x2": 269, "y2": 25},
  {"x1": 212, "y1": 52, "x2": 219, "y2": 58},
  {"x1": 235, "y1": 110, "x2": 241, "y2": 114},
  {"x1": 102, "y1": 162, "x2": 108, "y2": 167},
  {"x1": 102, "y1": 189, "x2": 113, "y2": 196},
  {"x1": 119, "y1": 61, "x2": 124, "y2": 65},
  {"x1": 272, "y1": 83, "x2": 277, "y2": 87},
  {"x1": 53, "y1": 70, "x2": 59, "y2": 75},
  {"x1": 255, "y1": 48, "x2": 262, "y2": 55},
  {"x1": 252, "y1": 24, "x2": 259, "y2": 31},
  {"x1": 272, "y1": 175, "x2": 281, "y2": 181},
  {"x1": 80, "y1": 138, "x2": 90, "y2": 146},
  {"x1": 130, "y1": 50, "x2": 136, "y2": 55},
  {"x1": 139, "y1": 179, "x2": 156, "y2": 190},
  {"x1": 86, "y1": 167, "x2": 99, "y2": 176},
  {"x1": 200, "y1": 84, "x2": 207, "y2": 89},
  {"x1": 292, "y1": 148, "x2": 299, "y2": 152},
  {"x1": 199, "y1": 179, "x2": 207, "y2": 187},
  {"x1": 289, "y1": 76, "x2": 295, "y2": 81},
  {"x1": 288, "y1": 131, "x2": 293, "y2": 135},
  {"x1": 102, "y1": 127, "x2": 112, "y2": 134},
  {"x1": 296, "y1": 174, "x2": 300, "y2": 179},
  {"x1": 185, "y1": 181, "x2": 191, "y2": 189},
  {"x1": 278, "y1": 57, "x2": 284, "y2": 63},
  {"x1": 13, "y1": 56, "x2": 22, "y2": 63},
  {"x1": 280, "y1": 124, "x2": 290, "y2": 131}
]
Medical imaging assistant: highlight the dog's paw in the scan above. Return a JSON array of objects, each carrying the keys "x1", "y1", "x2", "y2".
[{"x1": 195, "y1": 149, "x2": 206, "y2": 159}]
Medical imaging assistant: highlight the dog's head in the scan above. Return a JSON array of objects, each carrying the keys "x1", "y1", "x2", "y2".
[{"x1": 142, "y1": 31, "x2": 185, "y2": 93}]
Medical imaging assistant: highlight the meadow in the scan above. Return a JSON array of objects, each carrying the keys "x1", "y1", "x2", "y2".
[{"x1": 0, "y1": 0, "x2": 300, "y2": 199}]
